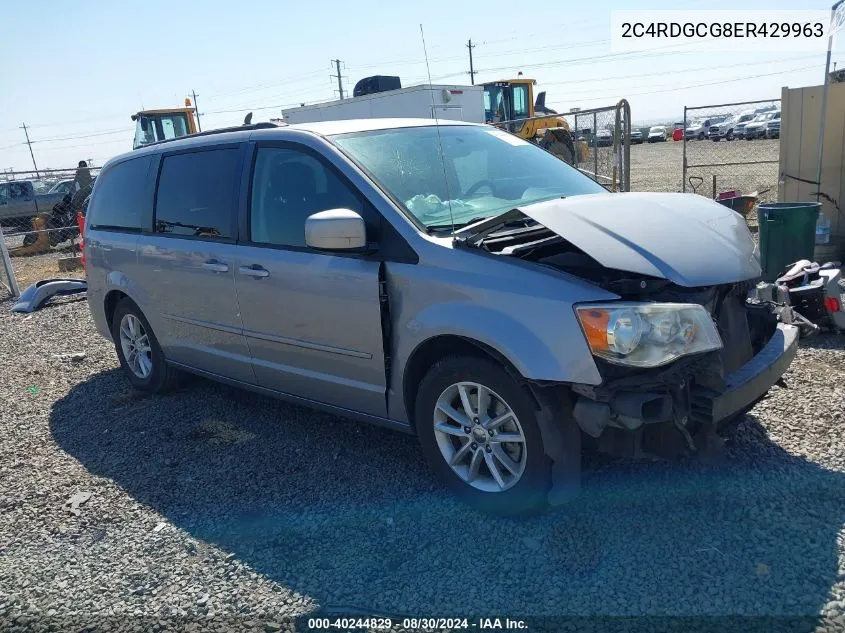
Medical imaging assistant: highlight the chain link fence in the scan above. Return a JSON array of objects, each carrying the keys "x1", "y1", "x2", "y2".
[
  {"x1": 564, "y1": 100, "x2": 631, "y2": 192},
  {"x1": 492, "y1": 99, "x2": 632, "y2": 192},
  {"x1": 1, "y1": 166, "x2": 98, "y2": 296},
  {"x1": 682, "y1": 98, "x2": 781, "y2": 202}
]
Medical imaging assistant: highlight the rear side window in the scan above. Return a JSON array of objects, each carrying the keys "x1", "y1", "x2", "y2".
[
  {"x1": 87, "y1": 156, "x2": 151, "y2": 231},
  {"x1": 154, "y1": 148, "x2": 239, "y2": 240}
]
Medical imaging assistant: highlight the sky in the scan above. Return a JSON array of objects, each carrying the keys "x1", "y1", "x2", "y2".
[{"x1": 1, "y1": 0, "x2": 842, "y2": 172}]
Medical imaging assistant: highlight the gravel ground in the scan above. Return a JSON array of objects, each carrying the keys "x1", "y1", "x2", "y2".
[
  {"x1": 1, "y1": 295, "x2": 844, "y2": 633},
  {"x1": 1, "y1": 233, "x2": 85, "y2": 290},
  {"x1": 628, "y1": 138, "x2": 780, "y2": 199}
]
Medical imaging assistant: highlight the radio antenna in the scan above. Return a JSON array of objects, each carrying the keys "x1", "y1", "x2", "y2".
[{"x1": 420, "y1": 24, "x2": 454, "y2": 234}]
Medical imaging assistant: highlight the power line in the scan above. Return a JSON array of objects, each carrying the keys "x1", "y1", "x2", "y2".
[
  {"x1": 476, "y1": 39, "x2": 709, "y2": 76},
  {"x1": 203, "y1": 69, "x2": 330, "y2": 99},
  {"x1": 30, "y1": 128, "x2": 129, "y2": 143},
  {"x1": 551, "y1": 63, "x2": 819, "y2": 107},
  {"x1": 538, "y1": 53, "x2": 822, "y2": 88}
]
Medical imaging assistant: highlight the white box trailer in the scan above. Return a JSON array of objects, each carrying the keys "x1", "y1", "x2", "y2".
[{"x1": 281, "y1": 84, "x2": 485, "y2": 124}]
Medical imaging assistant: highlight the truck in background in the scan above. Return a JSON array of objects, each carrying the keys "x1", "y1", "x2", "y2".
[
  {"x1": 282, "y1": 75, "x2": 582, "y2": 165},
  {"x1": 282, "y1": 83, "x2": 484, "y2": 124}
]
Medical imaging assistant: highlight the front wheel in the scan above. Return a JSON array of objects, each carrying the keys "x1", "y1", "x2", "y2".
[{"x1": 415, "y1": 355, "x2": 572, "y2": 514}]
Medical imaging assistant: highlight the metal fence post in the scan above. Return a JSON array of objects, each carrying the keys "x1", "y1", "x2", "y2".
[
  {"x1": 0, "y1": 222, "x2": 20, "y2": 298},
  {"x1": 682, "y1": 106, "x2": 688, "y2": 193},
  {"x1": 573, "y1": 113, "x2": 580, "y2": 170},
  {"x1": 593, "y1": 111, "x2": 598, "y2": 184},
  {"x1": 616, "y1": 99, "x2": 631, "y2": 192}
]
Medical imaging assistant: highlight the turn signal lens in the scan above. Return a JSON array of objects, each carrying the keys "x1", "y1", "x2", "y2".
[{"x1": 579, "y1": 308, "x2": 610, "y2": 352}]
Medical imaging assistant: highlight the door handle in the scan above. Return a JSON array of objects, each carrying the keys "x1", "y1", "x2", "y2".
[
  {"x1": 238, "y1": 265, "x2": 270, "y2": 278},
  {"x1": 202, "y1": 260, "x2": 229, "y2": 273}
]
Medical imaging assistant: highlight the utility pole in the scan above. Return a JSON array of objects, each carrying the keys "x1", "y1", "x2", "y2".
[
  {"x1": 331, "y1": 59, "x2": 345, "y2": 99},
  {"x1": 467, "y1": 39, "x2": 476, "y2": 85},
  {"x1": 191, "y1": 89, "x2": 202, "y2": 132},
  {"x1": 20, "y1": 123, "x2": 39, "y2": 178}
]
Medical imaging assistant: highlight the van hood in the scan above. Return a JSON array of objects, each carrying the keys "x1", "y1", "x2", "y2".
[{"x1": 515, "y1": 192, "x2": 761, "y2": 287}]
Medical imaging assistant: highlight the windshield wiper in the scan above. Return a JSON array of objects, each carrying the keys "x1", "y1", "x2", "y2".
[{"x1": 427, "y1": 216, "x2": 491, "y2": 232}]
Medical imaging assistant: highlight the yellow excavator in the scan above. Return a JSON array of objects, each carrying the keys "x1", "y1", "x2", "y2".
[
  {"x1": 482, "y1": 76, "x2": 586, "y2": 165},
  {"x1": 131, "y1": 98, "x2": 199, "y2": 149}
]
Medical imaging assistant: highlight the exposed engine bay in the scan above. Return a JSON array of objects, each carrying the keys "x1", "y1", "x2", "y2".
[{"x1": 455, "y1": 212, "x2": 803, "y2": 460}]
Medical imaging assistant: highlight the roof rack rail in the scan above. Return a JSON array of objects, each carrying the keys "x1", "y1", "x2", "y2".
[{"x1": 133, "y1": 121, "x2": 285, "y2": 150}]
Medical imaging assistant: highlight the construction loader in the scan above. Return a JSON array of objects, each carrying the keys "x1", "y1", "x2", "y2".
[
  {"x1": 482, "y1": 77, "x2": 587, "y2": 164},
  {"x1": 131, "y1": 98, "x2": 199, "y2": 149}
]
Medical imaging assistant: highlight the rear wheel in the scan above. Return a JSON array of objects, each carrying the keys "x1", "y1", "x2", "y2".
[
  {"x1": 415, "y1": 355, "x2": 564, "y2": 514},
  {"x1": 111, "y1": 298, "x2": 179, "y2": 394}
]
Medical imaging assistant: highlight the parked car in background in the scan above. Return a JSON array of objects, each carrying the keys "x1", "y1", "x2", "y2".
[
  {"x1": 647, "y1": 126, "x2": 668, "y2": 142},
  {"x1": 685, "y1": 119, "x2": 711, "y2": 140},
  {"x1": 0, "y1": 180, "x2": 65, "y2": 223},
  {"x1": 594, "y1": 128, "x2": 613, "y2": 147},
  {"x1": 765, "y1": 115, "x2": 781, "y2": 139},
  {"x1": 48, "y1": 179, "x2": 79, "y2": 196},
  {"x1": 709, "y1": 110, "x2": 756, "y2": 141},
  {"x1": 31, "y1": 180, "x2": 54, "y2": 194},
  {"x1": 84, "y1": 118, "x2": 798, "y2": 513},
  {"x1": 744, "y1": 111, "x2": 780, "y2": 140},
  {"x1": 629, "y1": 129, "x2": 644, "y2": 144},
  {"x1": 686, "y1": 116, "x2": 729, "y2": 140}
]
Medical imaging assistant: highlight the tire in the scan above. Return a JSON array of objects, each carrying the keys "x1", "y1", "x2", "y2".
[
  {"x1": 414, "y1": 355, "x2": 570, "y2": 514},
  {"x1": 111, "y1": 298, "x2": 179, "y2": 394},
  {"x1": 726, "y1": 130, "x2": 734, "y2": 141},
  {"x1": 698, "y1": 132, "x2": 705, "y2": 140}
]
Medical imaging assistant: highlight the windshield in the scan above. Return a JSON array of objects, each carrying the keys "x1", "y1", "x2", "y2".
[
  {"x1": 649, "y1": 126, "x2": 664, "y2": 133},
  {"x1": 133, "y1": 113, "x2": 190, "y2": 149},
  {"x1": 330, "y1": 125, "x2": 606, "y2": 229}
]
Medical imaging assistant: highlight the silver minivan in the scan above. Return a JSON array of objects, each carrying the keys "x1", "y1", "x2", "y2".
[{"x1": 84, "y1": 118, "x2": 798, "y2": 513}]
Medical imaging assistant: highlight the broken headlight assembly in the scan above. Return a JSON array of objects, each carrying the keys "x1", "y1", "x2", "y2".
[{"x1": 575, "y1": 302, "x2": 723, "y2": 368}]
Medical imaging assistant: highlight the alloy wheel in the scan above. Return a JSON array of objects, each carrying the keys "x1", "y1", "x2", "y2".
[
  {"x1": 432, "y1": 382, "x2": 527, "y2": 492},
  {"x1": 119, "y1": 313, "x2": 152, "y2": 379}
]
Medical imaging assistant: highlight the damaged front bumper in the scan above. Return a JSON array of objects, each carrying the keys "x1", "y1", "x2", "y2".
[
  {"x1": 692, "y1": 323, "x2": 798, "y2": 424},
  {"x1": 571, "y1": 322, "x2": 799, "y2": 457}
]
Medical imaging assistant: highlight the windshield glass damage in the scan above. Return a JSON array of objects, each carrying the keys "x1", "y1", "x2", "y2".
[{"x1": 330, "y1": 125, "x2": 604, "y2": 228}]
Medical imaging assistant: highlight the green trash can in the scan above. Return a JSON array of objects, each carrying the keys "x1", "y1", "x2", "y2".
[{"x1": 757, "y1": 202, "x2": 820, "y2": 281}]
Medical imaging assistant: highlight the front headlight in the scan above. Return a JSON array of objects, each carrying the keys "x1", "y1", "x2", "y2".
[{"x1": 575, "y1": 302, "x2": 723, "y2": 368}]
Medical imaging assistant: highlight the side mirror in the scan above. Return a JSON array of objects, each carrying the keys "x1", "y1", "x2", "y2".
[{"x1": 305, "y1": 209, "x2": 367, "y2": 251}]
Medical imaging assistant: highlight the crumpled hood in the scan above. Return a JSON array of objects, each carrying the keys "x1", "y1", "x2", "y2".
[{"x1": 518, "y1": 192, "x2": 761, "y2": 287}]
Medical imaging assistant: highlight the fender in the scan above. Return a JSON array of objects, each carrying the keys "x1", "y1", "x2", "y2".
[
  {"x1": 398, "y1": 301, "x2": 603, "y2": 386},
  {"x1": 92, "y1": 270, "x2": 154, "y2": 339}
]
